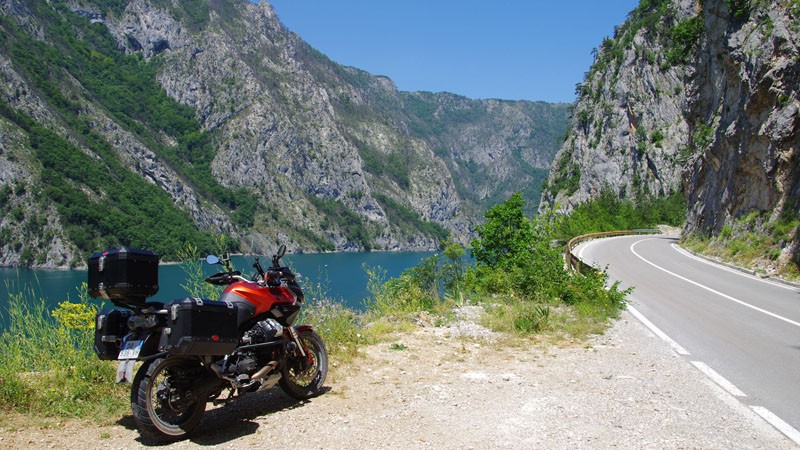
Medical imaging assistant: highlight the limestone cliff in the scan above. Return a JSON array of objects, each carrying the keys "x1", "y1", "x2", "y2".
[
  {"x1": 543, "y1": 0, "x2": 697, "y2": 209},
  {"x1": 543, "y1": 0, "x2": 798, "y2": 262}
]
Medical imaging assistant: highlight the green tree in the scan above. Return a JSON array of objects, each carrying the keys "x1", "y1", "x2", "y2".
[
  {"x1": 467, "y1": 195, "x2": 569, "y2": 301},
  {"x1": 470, "y1": 193, "x2": 534, "y2": 268},
  {"x1": 441, "y1": 241, "x2": 467, "y2": 292}
]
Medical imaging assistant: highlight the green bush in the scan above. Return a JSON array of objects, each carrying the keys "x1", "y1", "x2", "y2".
[
  {"x1": 298, "y1": 294, "x2": 363, "y2": 364},
  {"x1": 483, "y1": 300, "x2": 551, "y2": 334},
  {"x1": 548, "y1": 148, "x2": 581, "y2": 197},
  {"x1": 682, "y1": 210, "x2": 799, "y2": 280},
  {"x1": 364, "y1": 264, "x2": 442, "y2": 318},
  {"x1": 465, "y1": 193, "x2": 630, "y2": 337}
]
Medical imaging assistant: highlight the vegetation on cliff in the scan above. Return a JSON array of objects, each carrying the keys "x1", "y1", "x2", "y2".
[
  {"x1": 0, "y1": 3, "x2": 241, "y2": 262},
  {"x1": 683, "y1": 211, "x2": 800, "y2": 280}
]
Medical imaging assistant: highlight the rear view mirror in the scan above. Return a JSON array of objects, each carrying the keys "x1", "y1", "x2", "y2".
[{"x1": 205, "y1": 255, "x2": 220, "y2": 265}]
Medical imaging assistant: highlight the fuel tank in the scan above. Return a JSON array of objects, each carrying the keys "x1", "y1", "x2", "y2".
[{"x1": 218, "y1": 281, "x2": 300, "y2": 327}]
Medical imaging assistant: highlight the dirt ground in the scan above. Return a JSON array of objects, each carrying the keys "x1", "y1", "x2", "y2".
[{"x1": 1, "y1": 307, "x2": 795, "y2": 449}]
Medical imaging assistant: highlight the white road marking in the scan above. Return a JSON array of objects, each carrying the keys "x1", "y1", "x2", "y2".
[
  {"x1": 627, "y1": 305, "x2": 690, "y2": 355},
  {"x1": 750, "y1": 406, "x2": 800, "y2": 446},
  {"x1": 630, "y1": 300, "x2": 800, "y2": 445},
  {"x1": 585, "y1": 236, "x2": 800, "y2": 446},
  {"x1": 630, "y1": 239, "x2": 800, "y2": 329},
  {"x1": 690, "y1": 361, "x2": 747, "y2": 397},
  {"x1": 575, "y1": 239, "x2": 599, "y2": 261},
  {"x1": 671, "y1": 244, "x2": 797, "y2": 291}
]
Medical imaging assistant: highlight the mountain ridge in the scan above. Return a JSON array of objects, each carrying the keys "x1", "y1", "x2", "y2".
[{"x1": 0, "y1": 0, "x2": 569, "y2": 267}]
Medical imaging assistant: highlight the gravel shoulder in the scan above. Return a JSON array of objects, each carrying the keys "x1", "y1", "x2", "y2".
[{"x1": 1, "y1": 308, "x2": 795, "y2": 449}]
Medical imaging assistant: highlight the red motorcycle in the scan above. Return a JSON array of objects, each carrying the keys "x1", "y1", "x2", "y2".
[{"x1": 90, "y1": 245, "x2": 327, "y2": 441}]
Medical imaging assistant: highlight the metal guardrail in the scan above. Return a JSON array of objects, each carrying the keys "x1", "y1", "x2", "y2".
[{"x1": 565, "y1": 229, "x2": 661, "y2": 273}]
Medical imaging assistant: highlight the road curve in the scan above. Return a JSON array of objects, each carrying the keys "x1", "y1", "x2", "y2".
[{"x1": 576, "y1": 234, "x2": 800, "y2": 444}]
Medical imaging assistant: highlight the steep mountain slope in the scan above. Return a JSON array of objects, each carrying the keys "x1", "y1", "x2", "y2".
[
  {"x1": 0, "y1": 0, "x2": 569, "y2": 267},
  {"x1": 401, "y1": 92, "x2": 568, "y2": 215},
  {"x1": 543, "y1": 0, "x2": 799, "y2": 264},
  {"x1": 542, "y1": 0, "x2": 695, "y2": 208}
]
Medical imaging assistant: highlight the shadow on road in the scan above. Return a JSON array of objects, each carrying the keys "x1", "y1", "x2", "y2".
[{"x1": 118, "y1": 385, "x2": 332, "y2": 446}]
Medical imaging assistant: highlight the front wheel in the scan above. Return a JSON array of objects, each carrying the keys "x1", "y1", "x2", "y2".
[
  {"x1": 131, "y1": 356, "x2": 206, "y2": 441},
  {"x1": 279, "y1": 329, "x2": 328, "y2": 399}
]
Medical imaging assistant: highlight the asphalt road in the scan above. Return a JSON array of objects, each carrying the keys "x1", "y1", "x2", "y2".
[{"x1": 575, "y1": 234, "x2": 800, "y2": 444}]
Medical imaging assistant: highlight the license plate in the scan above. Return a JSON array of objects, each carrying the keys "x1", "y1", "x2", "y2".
[{"x1": 118, "y1": 339, "x2": 143, "y2": 360}]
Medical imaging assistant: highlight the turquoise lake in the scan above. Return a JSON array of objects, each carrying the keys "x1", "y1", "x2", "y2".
[{"x1": 0, "y1": 251, "x2": 436, "y2": 329}]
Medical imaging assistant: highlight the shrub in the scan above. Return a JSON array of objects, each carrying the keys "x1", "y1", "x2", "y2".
[
  {"x1": 554, "y1": 187, "x2": 686, "y2": 239},
  {"x1": 466, "y1": 193, "x2": 630, "y2": 337},
  {"x1": 682, "y1": 211, "x2": 799, "y2": 280},
  {"x1": 482, "y1": 300, "x2": 551, "y2": 334},
  {"x1": 364, "y1": 264, "x2": 441, "y2": 317},
  {"x1": 298, "y1": 294, "x2": 363, "y2": 364},
  {"x1": 665, "y1": 16, "x2": 704, "y2": 66}
]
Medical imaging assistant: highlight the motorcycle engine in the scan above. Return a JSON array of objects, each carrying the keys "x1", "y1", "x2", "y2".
[
  {"x1": 228, "y1": 319, "x2": 284, "y2": 376},
  {"x1": 243, "y1": 318, "x2": 283, "y2": 344}
]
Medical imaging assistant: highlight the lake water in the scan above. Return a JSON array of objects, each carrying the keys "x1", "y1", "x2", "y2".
[{"x1": 0, "y1": 251, "x2": 435, "y2": 330}]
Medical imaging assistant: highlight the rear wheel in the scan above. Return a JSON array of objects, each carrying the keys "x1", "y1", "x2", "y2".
[
  {"x1": 131, "y1": 356, "x2": 206, "y2": 441},
  {"x1": 279, "y1": 329, "x2": 328, "y2": 399}
]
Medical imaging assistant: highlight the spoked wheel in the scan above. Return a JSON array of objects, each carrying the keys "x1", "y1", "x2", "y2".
[
  {"x1": 279, "y1": 329, "x2": 328, "y2": 399},
  {"x1": 131, "y1": 356, "x2": 206, "y2": 442}
]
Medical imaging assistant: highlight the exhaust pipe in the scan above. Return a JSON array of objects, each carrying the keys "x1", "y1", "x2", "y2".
[
  {"x1": 210, "y1": 360, "x2": 279, "y2": 391},
  {"x1": 251, "y1": 360, "x2": 278, "y2": 383}
]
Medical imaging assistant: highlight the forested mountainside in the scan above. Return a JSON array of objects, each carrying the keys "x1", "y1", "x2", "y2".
[
  {"x1": 0, "y1": 0, "x2": 569, "y2": 267},
  {"x1": 543, "y1": 0, "x2": 799, "y2": 266}
]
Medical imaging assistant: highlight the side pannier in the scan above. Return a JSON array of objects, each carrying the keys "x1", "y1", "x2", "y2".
[
  {"x1": 158, "y1": 298, "x2": 238, "y2": 356},
  {"x1": 93, "y1": 308, "x2": 132, "y2": 360}
]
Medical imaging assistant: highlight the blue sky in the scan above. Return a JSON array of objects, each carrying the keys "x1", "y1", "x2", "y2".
[{"x1": 263, "y1": 1, "x2": 640, "y2": 103}]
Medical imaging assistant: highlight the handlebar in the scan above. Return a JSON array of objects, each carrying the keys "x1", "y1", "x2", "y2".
[
  {"x1": 204, "y1": 271, "x2": 243, "y2": 285},
  {"x1": 204, "y1": 245, "x2": 292, "y2": 287},
  {"x1": 253, "y1": 257, "x2": 266, "y2": 280}
]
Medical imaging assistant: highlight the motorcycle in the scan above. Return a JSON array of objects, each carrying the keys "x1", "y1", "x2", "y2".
[{"x1": 89, "y1": 245, "x2": 327, "y2": 441}]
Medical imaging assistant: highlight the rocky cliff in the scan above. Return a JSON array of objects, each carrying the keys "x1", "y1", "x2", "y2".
[
  {"x1": 543, "y1": 0, "x2": 798, "y2": 263},
  {"x1": 542, "y1": 0, "x2": 696, "y2": 208},
  {"x1": 0, "y1": 0, "x2": 569, "y2": 267},
  {"x1": 684, "y1": 0, "x2": 799, "y2": 255}
]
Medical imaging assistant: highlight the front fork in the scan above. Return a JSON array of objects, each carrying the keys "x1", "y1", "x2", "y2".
[{"x1": 286, "y1": 326, "x2": 307, "y2": 358}]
